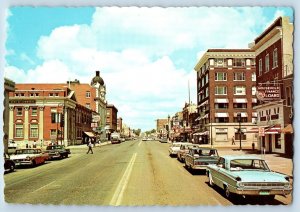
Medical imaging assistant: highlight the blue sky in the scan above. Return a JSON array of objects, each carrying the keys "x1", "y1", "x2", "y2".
[{"x1": 4, "y1": 7, "x2": 294, "y2": 131}]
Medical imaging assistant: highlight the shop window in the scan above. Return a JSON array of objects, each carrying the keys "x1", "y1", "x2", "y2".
[{"x1": 275, "y1": 134, "x2": 281, "y2": 148}]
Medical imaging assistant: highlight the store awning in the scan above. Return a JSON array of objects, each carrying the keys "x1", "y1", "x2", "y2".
[
  {"x1": 265, "y1": 125, "x2": 281, "y2": 134},
  {"x1": 215, "y1": 98, "x2": 228, "y2": 103},
  {"x1": 281, "y1": 124, "x2": 293, "y2": 134},
  {"x1": 84, "y1": 131, "x2": 95, "y2": 137},
  {"x1": 246, "y1": 127, "x2": 259, "y2": 133},
  {"x1": 233, "y1": 98, "x2": 248, "y2": 103},
  {"x1": 198, "y1": 100, "x2": 208, "y2": 108},
  {"x1": 194, "y1": 131, "x2": 209, "y2": 136},
  {"x1": 215, "y1": 112, "x2": 229, "y2": 117}
]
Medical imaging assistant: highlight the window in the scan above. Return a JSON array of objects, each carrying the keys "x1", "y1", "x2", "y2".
[
  {"x1": 50, "y1": 129, "x2": 57, "y2": 137},
  {"x1": 234, "y1": 72, "x2": 245, "y2": 81},
  {"x1": 16, "y1": 107, "x2": 22, "y2": 116},
  {"x1": 86, "y1": 91, "x2": 91, "y2": 98},
  {"x1": 252, "y1": 86, "x2": 257, "y2": 95},
  {"x1": 234, "y1": 128, "x2": 247, "y2": 140},
  {"x1": 215, "y1": 128, "x2": 228, "y2": 141},
  {"x1": 215, "y1": 86, "x2": 227, "y2": 95},
  {"x1": 233, "y1": 58, "x2": 245, "y2": 67},
  {"x1": 31, "y1": 107, "x2": 37, "y2": 116},
  {"x1": 51, "y1": 113, "x2": 60, "y2": 123},
  {"x1": 30, "y1": 124, "x2": 38, "y2": 138},
  {"x1": 275, "y1": 134, "x2": 281, "y2": 148},
  {"x1": 252, "y1": 72, "x2": 256, "y2": 81},
  {"x1": 259, "y1": 59, "x2": 262, "y2": 76},
  {"x1": 15, "y1": 124, "x2": 24, "y2": 138},
  {"x1": 215, "y1": 72, "x2": 227, "y2": 81},
  {"x1": 265, "y1": 54, "x2": 269, "y2": 72},
  {"x1": 215, "y1": 103, "x2": 228, "y2": 109},
  {"x1": 233, "y1": 103, "x2": 247, "y2": 109},
  {"x1": 273, "y1": 48, "x2": 278, "y2": 68},
  {"x1": 215, "y1": 117, "x2": 229, "y2": 123},
  {"x1": 30, "y1": 93, "x2": 39, "y2": 97},
  {"x1": 233, "y1": 117, "x2": 248, "y2": 123},
  {"x1": 234, "y1": 86, "x2": 246, "y2": 95}
]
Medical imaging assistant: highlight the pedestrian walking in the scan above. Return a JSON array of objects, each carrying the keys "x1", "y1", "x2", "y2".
[
  {"x1": 33, "y1": 140, "x2": 37, "y2": 148},
  {"x1": 232, "y1": 136, "x2": 236, "y2": 145},
  {"x1": 86, "y1": 140, "x2": 93, "y2": 154}
]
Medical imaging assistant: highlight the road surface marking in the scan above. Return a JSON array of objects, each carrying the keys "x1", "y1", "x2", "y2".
[
  {"x1": 110, "y1": 153, "x2": 137, "y2": 206},
  {"x1": 138, "y1": 141, "x2": 142, "y2": 146},
  {"x1": 35, "y1": 181, "x2": 56, "y2": 192}
]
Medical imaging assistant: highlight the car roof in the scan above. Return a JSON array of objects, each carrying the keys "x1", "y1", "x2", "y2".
[
  {"x1": 221, "y1": 155, "x2": 264, "y2": 160},
  {"x1": 189, "y1": 146, "x2": 217, "y2": 150}
]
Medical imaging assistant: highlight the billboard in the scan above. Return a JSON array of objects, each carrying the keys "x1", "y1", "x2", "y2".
[{"x1": 256, "y1": 85, "x2": 281, "y2": 101}]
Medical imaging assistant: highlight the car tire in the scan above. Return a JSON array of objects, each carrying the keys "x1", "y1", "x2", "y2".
[
  {"x1": 32, "y1": 160, "x2": 36, "y2": 167},
  {"x1": 224, "y1": 185, "x2": 230, "y2": 199},
  {"x1": 208, "y1": 172, "x2": 214, "y2": 187},
  {"x1": 9, "y1": 163, "x2": 15, "y2": 172}
]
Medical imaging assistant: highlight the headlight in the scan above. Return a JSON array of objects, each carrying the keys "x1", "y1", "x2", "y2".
[
  {"x1": 26, "y1": 156, "x2": 31, "y2": 160},
  {"x1": 284, "y1": 183, "x2": 290, "y2": 188}
]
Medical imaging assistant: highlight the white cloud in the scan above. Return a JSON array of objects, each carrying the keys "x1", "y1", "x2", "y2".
[{"x1": 5, "y1": 7, "x2": 275, "y2": 131}]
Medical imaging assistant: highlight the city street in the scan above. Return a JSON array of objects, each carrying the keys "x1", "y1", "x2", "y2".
[{"x1": 4, "y1": 139, "x2": 292, "y2": 206}]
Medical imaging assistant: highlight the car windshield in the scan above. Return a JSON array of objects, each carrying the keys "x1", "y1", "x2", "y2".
[
  {"x1": 46, "y1": 145, "x2": 63, "y2": 150},
  {"x1": 172, "y1": 143, "x2": 182, "y2": 147},
  {"x1": 230, "y1": 159, "x2": 270, "y2": 171},
  {"x1": 194, "y1": 149, "x2": 218, "y2": 156},
  {"x1": 15, "y1": 149, "x2": 40, "y2": 154}
]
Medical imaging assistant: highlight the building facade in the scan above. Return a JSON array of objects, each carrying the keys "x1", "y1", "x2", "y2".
[
  {"x1": 106, "y1": 104, "x2": 118, "y2": 139},
  {"x1": 251, "y1": 16, "x2": 293, "y2": 156},
  {"x1": 4, "y1": 78, "x2": 15, "y2": 153},
  {"x1": 194, "y1": 49, "x2": 257, "y2": 147}
]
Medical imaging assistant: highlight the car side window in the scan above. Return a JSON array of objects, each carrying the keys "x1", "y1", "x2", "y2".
[{"x1": 217, "y1": 157, "x2": 225, "y2": 169}]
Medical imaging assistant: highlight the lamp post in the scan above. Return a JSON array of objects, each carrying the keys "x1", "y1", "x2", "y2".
[
  {"x1": 237, "y1": 112, "x2": 242, "y2": 150},
  {"x1": 167, "y1": 115, "x2": 170, "y2": 140}
]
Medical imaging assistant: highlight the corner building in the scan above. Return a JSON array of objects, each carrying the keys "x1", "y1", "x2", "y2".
[{"x1": 194, "y1": 49, "x2": 257, "y2": 147}]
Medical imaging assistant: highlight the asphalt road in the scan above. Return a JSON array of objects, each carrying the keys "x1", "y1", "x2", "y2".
[{"x1": 4, "y1": 139, "x2": 291, "y2": 206}]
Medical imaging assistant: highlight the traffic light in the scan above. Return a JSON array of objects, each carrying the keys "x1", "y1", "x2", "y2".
[{"x1": 60, "y1": 113, "x2": 64, "y2": 127}]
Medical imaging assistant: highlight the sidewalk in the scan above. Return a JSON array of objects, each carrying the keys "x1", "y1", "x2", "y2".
[{"x1": 216, "y1": 147, "x2": 293, "y2": 178}]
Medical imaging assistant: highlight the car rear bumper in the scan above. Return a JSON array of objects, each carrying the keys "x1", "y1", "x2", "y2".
[{"x1": 234, "y1": 188, "x2": 292, "y2": 196}]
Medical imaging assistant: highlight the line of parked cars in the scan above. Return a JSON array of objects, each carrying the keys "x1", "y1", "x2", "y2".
[
  {"x1": 4, "y1": 145, "x2": 71, "y2": 173},
  {"x1": 168, "y1": 142, "x2": 292, "y2": 202}
]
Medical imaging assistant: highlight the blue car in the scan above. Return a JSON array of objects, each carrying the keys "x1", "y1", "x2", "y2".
[{"x1": 206, "y1": 155, "x2": 292, "y2": 200}]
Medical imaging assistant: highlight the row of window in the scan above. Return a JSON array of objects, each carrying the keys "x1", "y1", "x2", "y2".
[
  {"x1": 258, "y1": 48, "x2": 278, "y2": 76},
  {"x1": 15, "y1": 91, "x2": 92, "y2": 98},
  {"x1": 214, "y1": 72, "x2": 256, "y2": 81},
  {"x1": 15, "y1": 107, "x2": 38, "y2": 116},
  {"x1": 15, "y1": 124, "x2": 38, "y2": 138},
  {"x1": 214, "y1": 86, "x2": 256, "y2": 95},
  {"x1": 198, "y1": 58, "x2": 255, "y2": 75}
]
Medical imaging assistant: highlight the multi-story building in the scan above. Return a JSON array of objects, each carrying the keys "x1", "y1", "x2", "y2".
[
  {"x1": 156, "y1": 118, "x2": 168, "y2": 138},
  {"x1": 8, "y1": 84, "x2": 94, "y2": 147},
  {"x1": 4, "y1": 78, "x2": 15, "y2": 153},
  {"x1": 181, "y1": 102, "x2": 197, "y2": 142},
  {"x1": 106, "y1": 104, "x2": 118, "y2": 139},
  {"x1": 194, "y1": 49, "x2": 257, "y2": 147},
  {"x1": 117, "y1": 117, "x2": 123, "y2": 133},
  {"x1": 251, "y1": 16, "x2": 293, "y2": 156}
]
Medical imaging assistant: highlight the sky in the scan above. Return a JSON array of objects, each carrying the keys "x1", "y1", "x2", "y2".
[{"x1": 3, "y1": 6, "x2": 294, "y2": 131}]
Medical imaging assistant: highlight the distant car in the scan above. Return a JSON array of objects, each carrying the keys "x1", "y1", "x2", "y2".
[
  {"x1": 168, "y1": 142, "x2": 186, "y2": 157},
  {"x1": 10, "y1": 148, "x2": 49, "y2": 167},
  {"x1": 185, "y1": 147, "x2": 219, "y2": 171},
  {"x1": 206, "y1": 155, "x2": 292, "y2": 200},
  {"x1": 177, "y1": 143, "x2": 199, "y2": 162},
  {"x1": 45, "y1": 145, "x2": 70, "y2": 159},
  {"x1": 159, "y1": 138, "x2": 168, "y2": 143},
  {"x1": 142, "y1": 137, "x2": 147, "y2": 141},
  {"x1": 4, "y1": 153, "x2": 15, "y2": 173}
]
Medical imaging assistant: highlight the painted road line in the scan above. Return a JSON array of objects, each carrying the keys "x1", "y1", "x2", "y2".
[
  {"x1": 110, "y1": 153, "x2": 137, "y2": 206},
  {"x1": 34, "y1": 181, "x2": 56, "y2": 192},
  {"x1": 138, "y1": 141, "x2": 142, "y2": 146}
]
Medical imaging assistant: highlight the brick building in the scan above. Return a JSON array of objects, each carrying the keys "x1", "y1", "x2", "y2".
[
  {"x1": 251, "y1": 16, "x2": 293, "y2": 156},
  {"x1": 117, "y1": 117, "x2": 123, "y2": 133},
  {"x1": 8, "y1": 84, "x2": 94, "y2": 147},
  {"x1": 194, "y1": 49, "x2": 257, "y2": 147},
  {"x1": 4, "y1": 78, "x2": 15, "y2": 153},
  {"x1": 106, "y1": 104, "x2": 118, "y2": 139}
]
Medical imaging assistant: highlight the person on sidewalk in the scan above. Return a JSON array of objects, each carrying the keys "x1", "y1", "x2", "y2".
[
  {"x1": 86, "y1": 139, "x2": 93, "y2": 154},
  {"x1": 232, "y1": 136, "x2": 236, "y2": 145}
]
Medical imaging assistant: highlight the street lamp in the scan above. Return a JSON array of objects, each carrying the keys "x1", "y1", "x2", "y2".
[
  {"x1": 237, "y1": 112, "x2": 242, "y2": 150},
  {"x1": 167, "y1": 115, "x2": 170, "y2": 140}
]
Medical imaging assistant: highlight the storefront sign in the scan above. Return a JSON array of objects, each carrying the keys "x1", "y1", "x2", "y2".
[
  {"x1": 9, "y1": 99, "x2": 36, "y2": 104},
  {"x1": 256, "y1": 85, "x2": 281, "y2": 101}
]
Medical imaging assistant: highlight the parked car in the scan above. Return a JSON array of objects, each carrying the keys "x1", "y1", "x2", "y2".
[
  {"x1": 185, "y1": 147, "x2": 219, "y2": 171},
  {"x1": 159, "y1": 138, "x2": 168, "y2": 143},
  {"x1": 177, "y1": 143, "x2": 199, "y2": 162},
  {"x1": 168, "y1": 142, "x2": 186, "y2": 157},
  {"x1": 45, "y1": 145, "x2": 70, "y2": 159},
  {"x1": 206, "y1": 155, "x2": 292, "y2": 200},
  {"x1": 4, "y1": 153, "x2": 15, "y2": 173},
  {"x1": 10, "y1": 148, "x2": 49, "y2": 167}
]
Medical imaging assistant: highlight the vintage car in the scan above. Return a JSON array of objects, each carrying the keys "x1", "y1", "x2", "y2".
[
  {"x1": 185, "y1": 147, "x2": 219, "y2": 170},
  {"x1": 4, "y1": 153, "x2": 15, "y2": 173},
  {"x1": 206, "y1": 155, "x2": 292, "y2": 200},
  {"x1": 177, "y1": 143, "x2": 199, "y2": 162},
  {"x1": 10, "y1": 148, "x2": 49, "y2": 167},
  {"x1": 168, "y1": 142, "x2": 186, "y2": 157},
  {"x1": 45, "y1": 145, "x2": 71, "y2": 159}
]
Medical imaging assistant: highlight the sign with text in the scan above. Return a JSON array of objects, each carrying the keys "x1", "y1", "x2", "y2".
[
  {"x1": 258, "y1": 127, "x2": 265, "y2": 137},
  {"x1": 256, "y1": 85, "x2": 281, "y2": 101}
]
